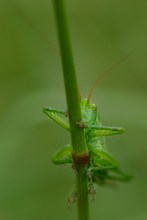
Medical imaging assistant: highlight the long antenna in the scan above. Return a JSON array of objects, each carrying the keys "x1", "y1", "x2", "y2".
[
  {"x1": 7, "y1": 0, "x2": 59, "y2": 57},
  {"x1": 87, "y1": 54, "x2": 129, "y2": 101}
]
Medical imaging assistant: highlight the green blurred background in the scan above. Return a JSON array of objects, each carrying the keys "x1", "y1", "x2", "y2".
[{"x1": 0, "y1": 0, "x2": 147, "y2": 219}]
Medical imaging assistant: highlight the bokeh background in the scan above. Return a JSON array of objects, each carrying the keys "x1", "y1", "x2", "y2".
[{"x1": 0, "y1": 0, "x2": 147, "y2": 219}]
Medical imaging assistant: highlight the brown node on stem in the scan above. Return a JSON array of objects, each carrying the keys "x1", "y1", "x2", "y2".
[
  {"x1": 87, "y1": 54, "x2": 130, "y2": 101},
  {"x1": 72, "y1": 153, "x2": 89, "y2": 165}
]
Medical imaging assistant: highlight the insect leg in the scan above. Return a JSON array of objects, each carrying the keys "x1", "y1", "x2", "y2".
[
  {"x1": 67, "y1": 186, "x2": 77, "y2": 208},
  {"x1": 93, "y1": 168, "x2": 132, "y2": 185},
  {"x1": 42, "y1": 107, "x2": 70, "y2": 131},
  {"x1": 86, "y1": 169, "x2": 96, "y2": 201},
  {"x1": 88, "y1": 147, "x2": 131, "y2": 184},
  {"x1": 52, "y1": 144, "x2": 72, "y2": 164},
  {"x1": 105, "y1": 168, "x2": 132, "y2": 182},
  {"x1": 87, "y1": 125, "x2": 125, "y2": 137},
  {"x1": 89, "y1": 146, "x2": 119, "y2": 169}
]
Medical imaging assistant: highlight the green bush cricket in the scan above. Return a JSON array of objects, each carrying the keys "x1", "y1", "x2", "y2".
[
  {"x1": 42, "y1": 91, "x2": 131, "y2": 187},
  {"x1": 43, "y1": 75, "x2": 131, "y2": 202}
]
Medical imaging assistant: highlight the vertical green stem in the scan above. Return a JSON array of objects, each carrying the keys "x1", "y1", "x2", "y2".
[
  {"x1": 52, "y1": 0, "x2": 87, "y2": 155},
  {"x1": 76, "y1": 167, "x2": 90, "y2": 220},
  {"x1": 52, "y1": 1, "x2": 90, "y2": 220}
]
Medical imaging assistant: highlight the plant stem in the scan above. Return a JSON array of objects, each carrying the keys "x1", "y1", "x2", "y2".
[
  {"x1": 52, "y1": 1, "x2": 90, "y2": 220},
  {"x1": 52, "y1": 0, "x2": 87, "y2": 155},
  {"x1": 76, "y1": 167, "x2": 90, "y2": 220}
]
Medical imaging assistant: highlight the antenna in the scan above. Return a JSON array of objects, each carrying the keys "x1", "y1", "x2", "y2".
[
  {"x1": 7, "y1": 0, "x2": 59, "y2": 57},
  {"x1": 87, "y1": 54, "x2": 129, "y2": 101}
]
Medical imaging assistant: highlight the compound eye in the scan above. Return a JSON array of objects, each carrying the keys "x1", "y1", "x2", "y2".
[{"x1": 91, "y1": 104, "x2": 96, "y2": 110}]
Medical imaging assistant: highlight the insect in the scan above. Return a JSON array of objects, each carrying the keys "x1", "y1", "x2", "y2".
[{"x1": 42, "y1": 95, "x2": 131, "y2": 187}]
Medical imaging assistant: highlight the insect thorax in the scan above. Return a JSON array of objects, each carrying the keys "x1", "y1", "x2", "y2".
[
  {"x1": 80, "y1": 98, "x2": 105, "y2": 150},
  {"x1": 80, "y1": 98, "x2": 100, "y2": 126}
]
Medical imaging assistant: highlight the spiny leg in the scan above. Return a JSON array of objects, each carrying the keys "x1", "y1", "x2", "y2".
[
  {"x1": 87, "y1": 125, "x2": 125, "y2": 137},
  {"x1": 88, "y1": 151, "x2": 131, "y2": 184},
  {"x1": 86, "y1": 169, "x2": 96, "y2": 201},
  {"x1": 92, "y1": 168, "x2": 132, "y2": 186},
  {"x1": 86, "y1": 148, "x2": 120, "y2": 188},
  {"x1": 67, "y1": 185, "x2": 77, "y2": 209},
  {"x1": 89, "y1": 146, "x2": 119, "y2": 169},
  {"x1": 104, "y1": 168, "x2": 132, "y2": 182},
  {"x1": 76, "y1": 122, "x2": 125, "y2": 137},
  {"x1": 42, "y1": 107, "x2": 70, "y2": 131}
]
